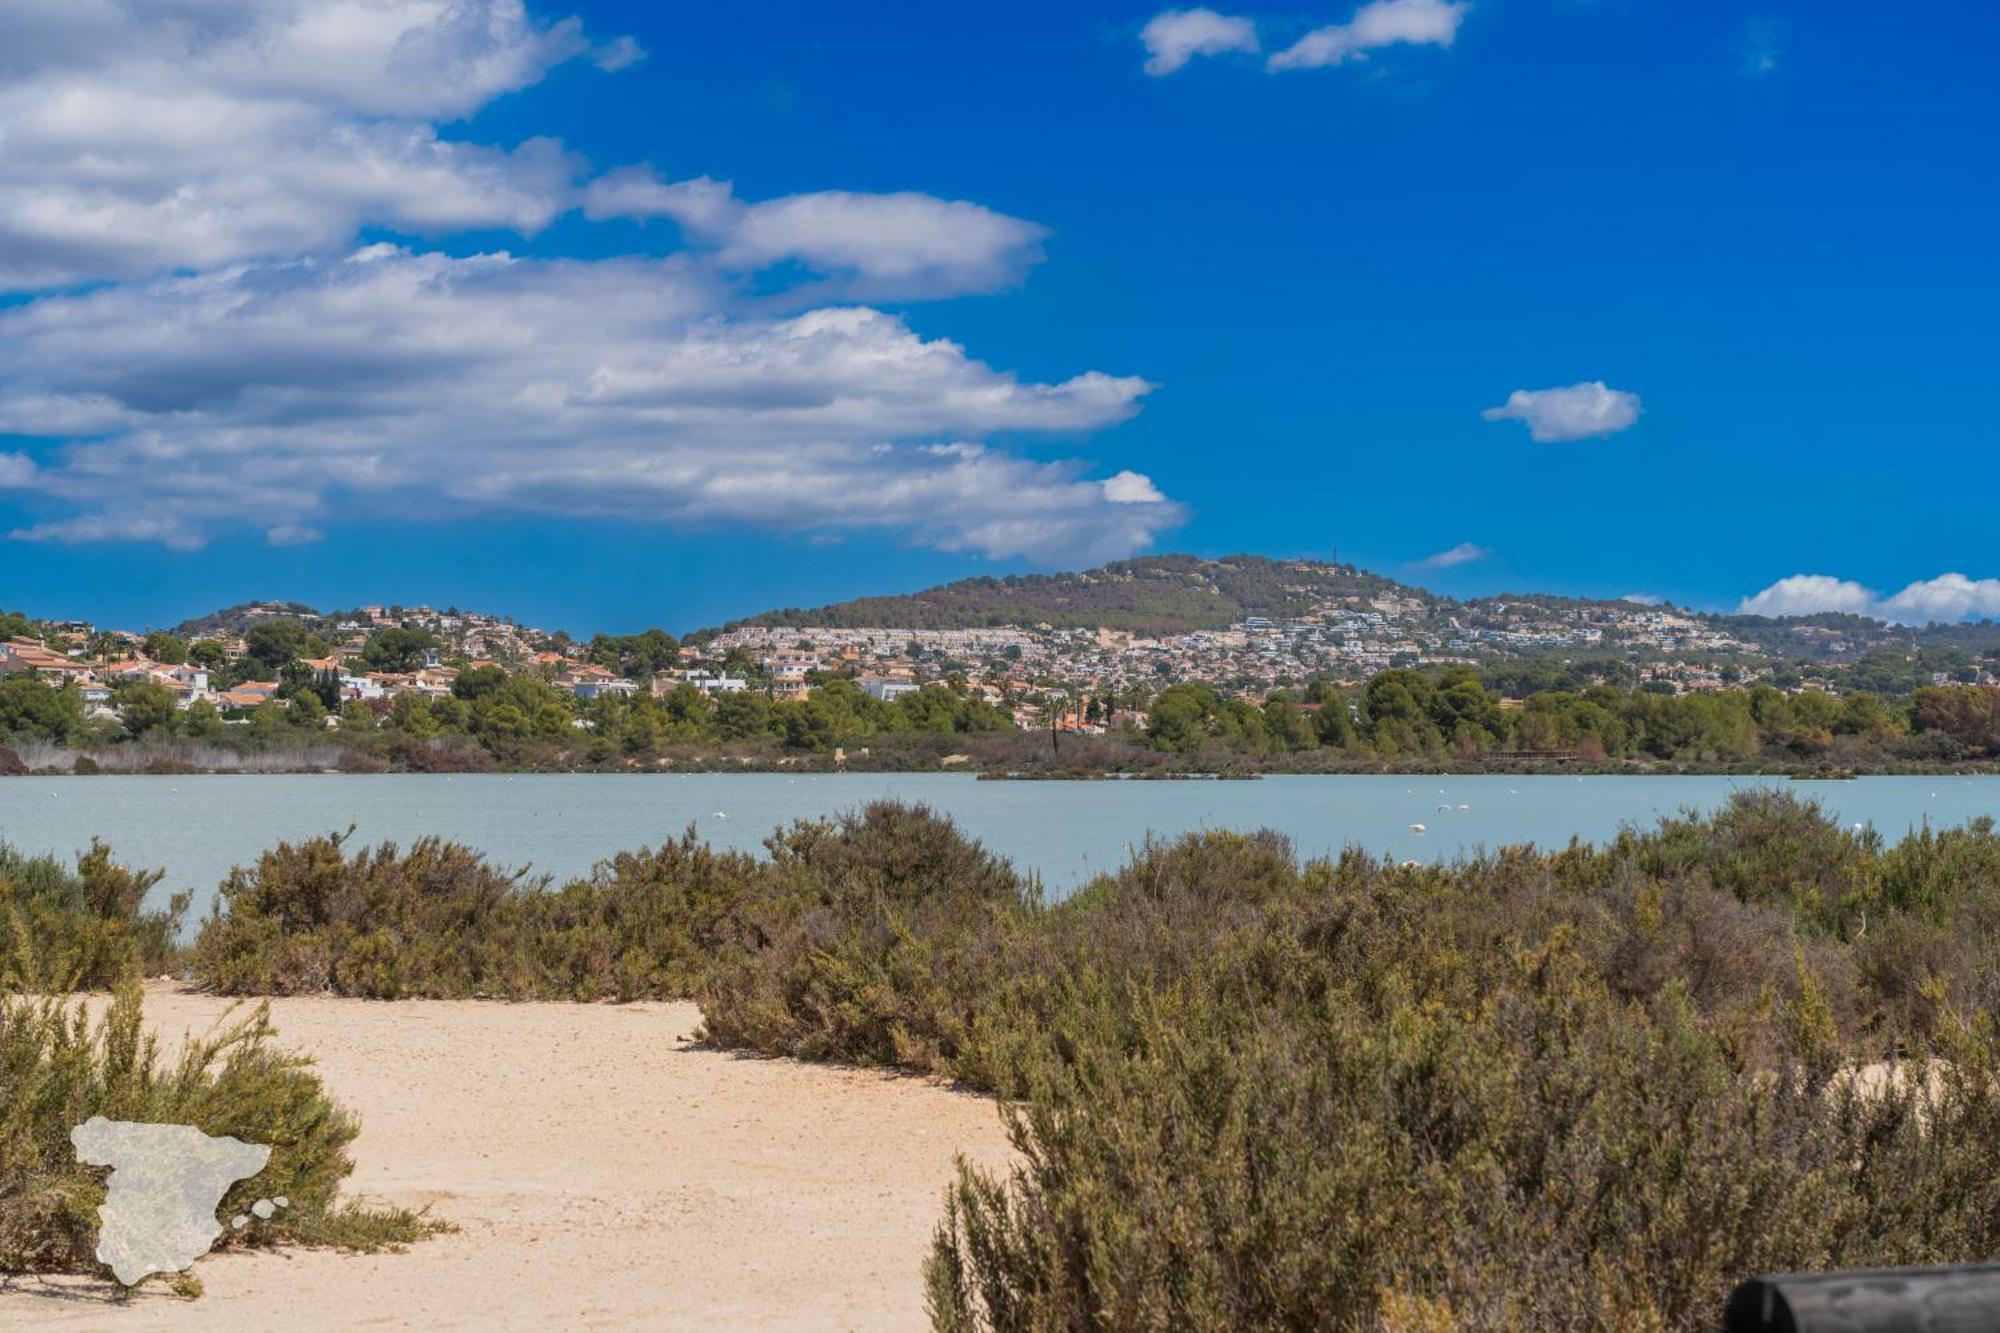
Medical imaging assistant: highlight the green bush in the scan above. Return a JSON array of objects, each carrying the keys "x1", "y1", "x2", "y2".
[
  {"x1": 190, "y1": 828, "x2": 756, "y2": 1000},
  {"x1": 926, "y1": 952, "x2": 2000, "y2": 1332},
  {"x1": 0, "y1": 842, "x2": 187, "y2": 991},
  {"x1": 679, "y1": 791, "x2": 2000, "y2": 1330},
  {"x1": 698, "y1": 803, "x2": 1036, "y2": 1075},
  {"x1": 0, "y1": 980, "x2": 439, "y2": 1287},
  {"x1": 159, "y1": 789, "x2": 2000, "y2": 1325}
]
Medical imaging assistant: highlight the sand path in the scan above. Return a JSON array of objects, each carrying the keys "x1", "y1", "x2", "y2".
[{"x1": 0, "y1": 982, "x2": 1014, "y2": 1330}]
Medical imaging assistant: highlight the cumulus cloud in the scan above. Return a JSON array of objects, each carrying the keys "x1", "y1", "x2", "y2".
[
  {"x1": 583, "y1": 171, "x2": 1049, "y2": 297},
  {"x1": 1141, "y1": 9, "x2": 1261, "y2": 76},
  {"x1": 0, "y1": 248, "x2": 1176, "y2": 563},
  {"x1": 1102, "y1": 470, "x2": 1168, "y2": 503},
  {"x1": 1482, "y1": 381, "x2": 1642, "y2": 443},
  {"x1": 1880, "y1": 574, "x2": 2000, "y2": 624},
  {"x1": 0, "y1": 2, "x2": 1179, "y2": 565},
  {"x1": 0, "y1": 0, "x2": 640, "y2": 289},
  {"x1": 1268, "y1": 0, "x2": 1468, "y2": 71},
  {"x1": 1414, "y1": 541, "x2": 1489, "y2": 570},
  {"x1": 1737, "y1": 573, "x2": 2000, "y2": 624},
  {"x1": 1737, "y1": 575, "x2": 1878, "y2": 619}
]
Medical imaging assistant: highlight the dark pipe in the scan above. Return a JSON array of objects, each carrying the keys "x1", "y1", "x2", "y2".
[{"x1": 1725, "y1": 1266, "x2": 2000, "y2": 1333}]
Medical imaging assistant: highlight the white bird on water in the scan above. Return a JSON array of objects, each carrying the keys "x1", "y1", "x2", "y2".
[{"x1": 1410, "y1": 823, "x2": 1427, "y2": 834}]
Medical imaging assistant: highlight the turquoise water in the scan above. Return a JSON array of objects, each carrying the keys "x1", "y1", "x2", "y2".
[{"x1": 2, "y1": 773, "x2": 1996, "y2": 917}]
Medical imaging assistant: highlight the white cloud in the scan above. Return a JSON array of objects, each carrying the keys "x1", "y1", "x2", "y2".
[
  {"x1": 1737, "y1": 575, "x2": 1879, "y2": 618},
  {"x1": 1879, "y1": 574, "x2": 2000, "y2": 624},
  {"x1": 583, "y1": 171, "x2": 1049, "y2": 298},
  {"x1": 1141, "y1": 9, "x2": 1261, "y2": 76},
  {"x1": 1619, "y1": 593, "x2": 1664, "y2": 606},
  {"x1": 0, "y1": 0, "x2": 631, "y2": 288},
  {"x1": 1414, "y1": 541, "x2": 1489, "y2": 569},
  {"x1": 0, "y1": 3, "x2": 1179, "y2": 566},
  {"x1": 1102, "y1": 470, "x2": 1168, "y2": 503},
  {"x1": 1482, "y1": 381, "x2": 1642, "y2": 443},
  {"x1": 1736, "y1": 573, "x2": 2000, "y2": 624},
  {"x1": 0, "y1": 248, "x2": 1176, "y2": 564},
  {"x1": 1268, "y1": 0, "x2": 1468, "y2": 71}
]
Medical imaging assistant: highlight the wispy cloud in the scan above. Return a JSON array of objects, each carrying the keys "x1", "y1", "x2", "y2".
[
  {"x1": 1268, "y1": 0, "x2": 1469, "y2": 72},
  {"x1": 1482, "y1": 381, "x2": 1642, "y2": 443},
  {"x1": 1140, "y1": 1, "x2": 1467, "y2": 77},
  {"x1": 1738, "y1": 573, "x2": 2000, "y2": 624},
  {"x1": 583, "y1": 171, "x2": 1048, "y2": 299},
  {"x1": 1414, "y1": 541, "x2": 1490, "y2": 570},
  {"x1": 1141, "y1": 9, "x2": 1260, "y2": 76}
]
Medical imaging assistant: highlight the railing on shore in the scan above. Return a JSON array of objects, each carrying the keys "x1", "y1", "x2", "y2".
[{"x1": 1726, "y1": 1265, "x2": 2000, "y2": 1331}]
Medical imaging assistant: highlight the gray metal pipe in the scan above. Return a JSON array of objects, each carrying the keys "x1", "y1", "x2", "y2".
[{"x1": 1726, "y1": 1266, "x2": 2000, "y2": 1332}]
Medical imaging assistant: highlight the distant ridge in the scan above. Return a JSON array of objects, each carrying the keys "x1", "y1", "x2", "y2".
[{"x1": 732, "y1": 555, "x2": 1422, "y2": 635}]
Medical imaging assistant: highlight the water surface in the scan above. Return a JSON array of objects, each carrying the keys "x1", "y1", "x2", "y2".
[{"x1": 3, "y1": 773, "x2": 1995, "y2": 918}]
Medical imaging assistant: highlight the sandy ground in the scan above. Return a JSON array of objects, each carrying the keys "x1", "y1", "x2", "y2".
[{"x1": 0, "y1": 982, "x2": 1015, "y2": 1331}]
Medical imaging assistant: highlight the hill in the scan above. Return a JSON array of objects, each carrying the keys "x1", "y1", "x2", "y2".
[
  {"x1": 172, "y1": 600, "x2": 322, "y2": 638},
  {"x1": 732, "y1": 555, "x2": 1418, "y2": 635}
]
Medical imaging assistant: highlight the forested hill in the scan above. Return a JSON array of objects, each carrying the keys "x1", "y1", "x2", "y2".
[{"x1": 731, "y1": 555, "x2": 1420, "y2": 634}]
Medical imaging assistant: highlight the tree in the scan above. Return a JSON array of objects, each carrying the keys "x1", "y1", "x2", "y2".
[
  {"x1": 142, "y1": 631, "x2": 189, "y2": 665},
  {"x1": 187, "y1": 639, "x2": 228, "y2": 671},
  {"x1": 453, "y1": 665, "x2": 509, "y2": 700},
  {"x1": 1262, "y1": 696, "x2": 1317, "y2": 751},
  {"x1": 182, "y1": 697, "x2": 224, "y2": 739},
  {"x1": 363, "y1": 627, "x2": 439, "y2": 673},
  {"x1": 715, "y1": 690, "x2": 774, "y2": 741},
  {"x1": 286, "y1": 689, "x2": 328, "y2": 731},
  {"x1": 0, "y1": 677, "x2": 84, "y2": 743},
  {"x1": 118, "y1": 681, "x2": 180, "y2": 738},
  {"x1": 1147, "y1": 684, "x2": 1220, "y2": 753},
  {"x1": 245, "y1": 619, "x2": 309, "y2": 673},
  {"x1": 587, "y1": 629, "x2": 678, "y2": 677}
]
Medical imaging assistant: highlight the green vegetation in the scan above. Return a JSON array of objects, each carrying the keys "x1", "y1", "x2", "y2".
[
  {"x1": 0, "y1": 983, "x2": 443, "y2": 1286},
  {"x1": 687, "y1": 795, "x2": 2000, "y2": 1330},
  {"x1": 0, "y1": 844, "x2": 441, "y2": 1289},
  {"x1": 1141, "y1": 671, "x2": 2000, "y2": 767},
  {"x1": 1, "y1": 843, "x2": 187, "y2": 990},
  {"x1": 64, "y1": 794, "x2": 2000, "y2": 1322},
  {"x1": 191, "y1": 830, "x2": 753, "y2": 1001}
]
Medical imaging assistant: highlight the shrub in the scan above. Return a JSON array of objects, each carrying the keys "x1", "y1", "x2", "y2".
[
  {"x1": 190, "y1": 828, "x2": 756, "y2": 1000},
  {"x1": 0, "y1": 842, "x2": 187, "y2": 991},
  {"x1": 698, "y1": 803, "x2": 1035, "y2": 1075},
  {"x1": 674, "y1": 791, "x2": 2000, "y2": 1329},
  {"x1": 926, "y1": 953, "x2": 2000, "y2": 1332},
  {"x1": 0, "y1": 979, "x2": 440, "y2": 1286}
]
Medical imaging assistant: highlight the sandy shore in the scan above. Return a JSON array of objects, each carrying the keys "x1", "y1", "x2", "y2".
[{"x1": 0, "y1": 982, "x2": 1014, "y2": 1330}]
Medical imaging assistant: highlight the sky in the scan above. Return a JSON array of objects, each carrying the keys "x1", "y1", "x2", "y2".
[{"x1": 1, "y1": 0, "x2": 1995, "y2": 634}]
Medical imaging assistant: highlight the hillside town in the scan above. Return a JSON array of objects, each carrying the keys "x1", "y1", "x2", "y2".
[{"x1": 5, "y1": 582, "x2": 1992, "y2": 745}]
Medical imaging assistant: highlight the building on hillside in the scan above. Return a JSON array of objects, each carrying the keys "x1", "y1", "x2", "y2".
[{"x1": 0, "y1": 638, "x2": 93, "y2": 678}]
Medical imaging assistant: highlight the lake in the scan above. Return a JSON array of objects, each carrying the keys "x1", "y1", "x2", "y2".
[{"x1": 3, "y1": 773, "x2": 1997, "y2": 918}]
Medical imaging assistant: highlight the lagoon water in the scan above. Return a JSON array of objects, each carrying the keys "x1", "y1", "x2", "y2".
[{"x1": 3, "y1": 773, "x2": 1997, "y2": 918}]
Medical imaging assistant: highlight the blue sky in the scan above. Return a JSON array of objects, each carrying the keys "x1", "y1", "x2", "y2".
[{"x1": 1, "y1": 0, "x2": 1995, "y2": 633}]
